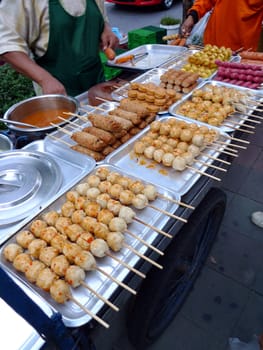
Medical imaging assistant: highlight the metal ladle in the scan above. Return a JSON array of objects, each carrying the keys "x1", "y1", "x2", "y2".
[{"x1": 0, "y1": 118, "x2": 38, "y2": 129}]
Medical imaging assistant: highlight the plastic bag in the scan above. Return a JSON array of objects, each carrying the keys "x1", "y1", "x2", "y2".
[{"x1": 186, "y1": 10, "x2": 212, "y2": 46}]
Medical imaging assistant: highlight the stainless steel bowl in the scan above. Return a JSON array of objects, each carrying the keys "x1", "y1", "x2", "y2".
[
  {"x1": 3, "y1": 94, "x2": 79, "y2": 135},
  {"x1": 0, "y1": 134, "x2": 14, "y2": 152}
]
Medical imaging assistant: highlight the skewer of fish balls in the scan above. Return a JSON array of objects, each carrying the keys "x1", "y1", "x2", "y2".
[
  {"x1": 3, "y1": 243, "x2": 110, "y2": 328},
  {"x1": 14, "y1": 229, "x2": 121, "y2": 311},
  {"x1": 94, "y1": 167, "x2": 195, "y2": 210},
  {"x1": 90, "y1": 170, "x2": 188, "y2": 223},
  {"x1": 23, "y1": 219, "x2": 137, "y2": 294}
]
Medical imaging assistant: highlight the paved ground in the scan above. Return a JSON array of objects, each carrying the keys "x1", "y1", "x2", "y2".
[{"x1": 87, "y1": 108, "x2": 262, "y2": 350}]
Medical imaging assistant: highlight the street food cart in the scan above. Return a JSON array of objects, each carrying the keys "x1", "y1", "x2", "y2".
[{"x1": 0, "y1": 44, "x2": 262, "y2": 350}]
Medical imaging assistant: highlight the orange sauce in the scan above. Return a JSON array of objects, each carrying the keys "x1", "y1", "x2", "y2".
[
  {"x1": 159, "y1": 169, "x2": 168, "y2": 176},
  {"x1": 21, "y1": 108, "x2": 71, "y2": 127}
]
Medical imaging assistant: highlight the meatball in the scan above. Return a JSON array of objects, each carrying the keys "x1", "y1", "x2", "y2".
[
  {"x1": 96, "y1": 193, "x2": 111, "y2": 209},
  {"x1": 75, "y1": 182, "x2": 90, "y2": 196},
  {"x1": 74, "y1": 251, "x2": 96, "y2": 271},
  {"x1": 87, "y1": 175, "x2": 101, "y2": 188},
  {"x1": 65, "y1": 265, "x2": 85, "y2": 288},
  {"x1": 3, "y1": 243, "x2": 23, "y2": 262},
  {"x1": 142, "y1": 184, "x2": 157, "y2": 201},
  {"x1": 86, "y1": 187, "x2": 101, "y2": 201},
  {"x1": 76, "y1": 232, "x2": 94, "y2": 250},
  {"x1": 97, "y1": 209, "x2": 114, "y2": 226},
  {"x1": 50, "y1": 279, "x2": 71, "y2": 303},
  {"x1": 90, "y1": 239, "x2": 109, "y2": 258},
  {"x1": 119, "y1": 190, "x2": 135, "y2": 205},
  {"x1": 95, "y1": 167, "x2": 110, "y2": 180},
  {"x1": 51, "y1": 255, "x2": 70, "y2": 277},
  {"x1": 13, "y1": 253, "x2": 31, "y2": 273},
  {"x1": 39, "y1": 226, "x2": 58, "y2": 244},
  {"x1": 16, "y1": 230, "x2": 34, "y2": 249},
  {"x1": 106, "y1": 232, "x2": 124, "y2": 252},
  {"x1": 109, "y1": 217, "x2": 127, "y2": 232},
  {"x1": 39, "y1": 246, "x2": 59, "y2": 267},
  {"x1": 118, "y1": 206, "x2": 136, "y2": 224},
  {"x1": 93, "y1": 223, "x2": 109, "y2": 240},
  {"x1": 55, "y1": 217, "x2": 72, "y2": 235},
  {"x1": 61, "y1": 201, "x2": 75, "y2": 218},
  {"x1": 107, "y1": 199, "x2": 122, "y2": 216},
  {"x1": 42, "y1": 211, "x2": 59, "y2": 226},
  {"x1": 65, "y1": 224, "x2": 84, "y2": 242},
  {"x1": 132, "y1": 194, "x2": 148, "y2": 209},
  {"x1": 71, "y1": 209, "x2": 86, "y2": 224},
  {"x1": 50, "y1": 234, "x2": 66, "y2": 253},
  {"x1": 30, "y1": 220, "x2": 47, "y2": 237},
  {"x1": 25, "y1": 260, "x2": 45, "y2": 283},
  {"x1": 66, "y1": 190, "x2": 79, "y2": 203},
  {"x1": 36, "y1": 267, "x2": 58, "y2": 292},
  {"x1": 63, "y1": 242, "x2": 82, "y2": 264},
  {"x1": 28, "y1": 239, "x2": 47, "y2": 259}
]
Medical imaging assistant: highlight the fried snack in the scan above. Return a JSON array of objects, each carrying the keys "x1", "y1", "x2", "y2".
[
  {"x1": 71, "y1": 131, "x2": 106, "y2": 151},
  {"x1": 71, "y1": 145, "x2": 104, "y2": 161},
  {"x1": 109, "y1": 108, "x2": 141, "y2": 125},
  {"x1": 88, "y1": 114, "x2": 123, "y2": 133},
  {"x1": 83, "y1": 126, "x2": 116, "y2": 145}
]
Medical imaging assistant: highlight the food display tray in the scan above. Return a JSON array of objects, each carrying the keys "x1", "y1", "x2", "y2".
[
  {"x1": 0, "y1": 164, "x2": 180, "y2": 327},
  {"x1": 159, "y1": 50, "x2": 240, "y2": 80},
  {"x1": 0, "y1": 141, "x2": 95, "y2": 245},
  {"x1": 107, "y1": 44, "x2": 187, "y2": 71},
  {"x1": 168, "y1": 80, "x2": 263, "y2": 133},
  {"x1": 111, "y1": 67, "x2": 202, "y2": 115},
  {"x1": 105, "y1": 116, "x2": 231, "y2": 196}
]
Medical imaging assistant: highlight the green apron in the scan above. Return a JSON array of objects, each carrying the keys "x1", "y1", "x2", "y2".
[{"x1": 35, "y1": 0, "x2": 105, "y2": 96}]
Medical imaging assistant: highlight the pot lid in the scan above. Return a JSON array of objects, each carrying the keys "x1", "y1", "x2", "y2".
[{"x1": 0, "y1": 151, "x2": 62, "y2": 225}]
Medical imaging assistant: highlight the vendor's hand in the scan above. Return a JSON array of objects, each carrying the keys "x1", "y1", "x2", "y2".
[
  {"x1": 181, "y1": 15, "x2": 195, "y2": 36},
  {"x1": 40, "y1": 76, "x2": 67, "y2": 95},
  {"x1": 101, "y1": 23, "x2": 119, "y2": 50}
]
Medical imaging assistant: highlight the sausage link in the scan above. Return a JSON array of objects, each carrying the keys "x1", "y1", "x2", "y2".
[
  {"x1": 71, "y1": 145, "x2": 104, "y2": 161},
  {"x1": 71, "y1": 131, "x2": 106, "y2": 151},
  {"x1": 109, "y1": 108, "x2": 141, "y2": 125},
  {"x1": 83, "y1": 126, "x2": 116, "y2": 145},
  {"x1": 88, "y1": 114, "x2": 123, "y2": 132}
]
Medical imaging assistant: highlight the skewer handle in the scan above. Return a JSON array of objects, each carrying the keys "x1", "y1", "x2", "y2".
[
  {"x1": 96, "y1": 267, "x2": 137, "y2": 295},
  {"x1": 195, "y1": 159, "x2": 227, "y2": 172},
  {"x1": 134, "y1": 217, "x2": 172, "y2": 238},
  {"x1": 186, "y1": 165, "x2": 221, "y2": 182},
  {"x1": 125, "y1": 229, "x2": 164, "y2": 256},
  {"x1": 123, "y1": 243, "x2": 163, "y2": 270},
  {"x1": 80, "y1": 281, "x2": 119, "y2": 312},
  {"x1": 107, "y1": 252, "x2": 146, "y2": 278},
  {"x1": 70, "y1": 296, "x2": 110, "y2": 328},
  {"x1": 148, "y1": 204, "x2": 187, "y2": 223},
  {"x1": 157, "y1": 193, "x2": 195, "y2": 210}
]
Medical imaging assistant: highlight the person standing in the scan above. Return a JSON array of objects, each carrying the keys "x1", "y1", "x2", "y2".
[
  {"x1": 180, "y1": 0, "x2": 263, "y2": 51},
  {"x1": 0, "y1": 0, "x2": 119, "y2": 96}
]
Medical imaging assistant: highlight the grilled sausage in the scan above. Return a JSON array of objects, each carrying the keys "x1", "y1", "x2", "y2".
[
  {"x1": 88, "y1": 114, "x2": 123, "y2": 133},
  {"x1": 71, "y1": 131, "x2": 106, "y2": 151},
  {"x1": 71, "y1": 144, "x2": 104, "y2": 161},
  {"x1": 83, "y1": 126, "x2": 116, "y2": 145},
  {"x1": 109, "y1": 108, "x2": 141, "y2": 125}
]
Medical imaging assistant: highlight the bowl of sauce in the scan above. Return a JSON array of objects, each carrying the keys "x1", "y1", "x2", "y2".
[{"x1": 3, "y1": 94, "x2": 79, "y2": 135}]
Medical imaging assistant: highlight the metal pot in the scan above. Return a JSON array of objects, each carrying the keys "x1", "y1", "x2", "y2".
[{"x1": 3, "y1": 94, "x2": 79, "y2": 136}]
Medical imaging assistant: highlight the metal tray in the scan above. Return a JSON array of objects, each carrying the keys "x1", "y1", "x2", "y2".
[
  {"x1": 105, "y1": 116, "x2": 231, "y2": 196},
  {"x1": 107, "y1": 44, "x2": 187, "y2": 71},
  {"x1": 0, "y1": 141, "x2": 95, "y2": 245},
  {"x1": 159, "y1": 50, "x2": 240, "y2": 80},
  {"x1": 45, "y1": 100, "x2": 157, "y2": 163},
  {"x1": 0, "y1": 164, "x2": 180, "y2": 327},
  {"x1": 168, "y1": 80, "x2": 263, "y2": 133},
  {"x1": 111, "y1": 67, "x2": 202, "y2": 115}
]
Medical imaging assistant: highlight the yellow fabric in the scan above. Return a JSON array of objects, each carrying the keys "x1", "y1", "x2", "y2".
[
  {"x1": 190, "y1": 0, "x2": 263, "y2": 51},
  {"x1": 0, "y1": 0, "x2": 108, "y2": 58}
]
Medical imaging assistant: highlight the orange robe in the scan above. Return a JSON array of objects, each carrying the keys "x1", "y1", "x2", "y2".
[{"x1": 190, "y1": 0, "x2": 263, "y2": 51}]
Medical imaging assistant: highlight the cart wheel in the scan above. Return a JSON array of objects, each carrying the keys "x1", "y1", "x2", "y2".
[{"x1": 127, "y1": 187, "x2": 226, "y2": 349}]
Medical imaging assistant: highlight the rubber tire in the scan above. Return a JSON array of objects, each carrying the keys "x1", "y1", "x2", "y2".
[{"x1": 127, "y1": 187, "x2": 226, "y2": 349}]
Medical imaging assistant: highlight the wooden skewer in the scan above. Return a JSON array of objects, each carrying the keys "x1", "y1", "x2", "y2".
[
  {"x1": 211, "y1": 142, "x2": 238, "y2": 153},
  {"x1": 234, "y1": 109, "x2": 263, "y2": 119},
  {"x1": 125, "y1": 229, "x2": 164, "y2": 256},
  {"x1": 194, "y1": 159, "x2": 227, "y2": 172},
  {"x1": 147, "y1": 203, "x2": 187, "y2": 223},
  {"x1": 236, "y1": 116, "x2": 261, "y2": 124},
  {"x1": 51, "y1": 124, "x2": 72, "y2": 136},
  {"x1": 201, "y1": 153, "x2": 231, "y2": 165},
  {"x1": 214, "y1": 140, "x2": 247, "y2": 150},
  {"x1": 223, "y1": 123, "x2": 254, "y2": 134},
  {"x1": 96, "y1": 266, "x2": 137, "y2": 295},
  {"x1": 46, "y1": 133, "x2": 73, "y2": 147},
  {"x1": 246, "y1": 99, "x2": 263, "y2": 106},
  {"x1": 123, "y1": 242, "x2": 163, "y2": 270},
  {"x1": 205, "y1": 145, "x2": 238, "y2": 157},
  {"x1": 80, "y1": 281, "x2": 119, "y2": 312},
  {"x1": 225, "y1": 135, "x2": 250, "y2": 144},
  {"x1": 58, "y1": 116, "x2": 82, "y2": 129},
  {"x1": 106, "y1": 252, "x2": 146, "y2": 279},
  {"x1": 157, "y1": 193, "x2": 195, "y2": 210},
  {"x1": 63, "y1": 111, "x2": 86, "y2": 119},
  {"x1": 186, "y1": 165, "x2": 221, "y2": 182},
  {"x1": 70, "y1": 296, "x2": 110, "y2": 328},
  {"x1": 225, "y1": 118, "x2": 255, "y2": 129},
  {"x1": 134, "y1": 217, "x2": 172, "y2": 239},
  {"x1": 96, "y1": 96, "x2": 114, "y2": 103}
]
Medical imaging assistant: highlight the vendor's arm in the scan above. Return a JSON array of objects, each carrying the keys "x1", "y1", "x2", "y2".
[
  {"x1": 101, "y1": 22, "x2": 119, "y2": 50},
  {"x1": 181, "y1": 0, "x2": 216, "y2": 36},
  {"x1": 1, "y1": 51, "x2": 67, "y2": 95}
]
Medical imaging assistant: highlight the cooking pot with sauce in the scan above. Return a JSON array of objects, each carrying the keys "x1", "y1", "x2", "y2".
[{"x1": 3, "y1": 95, "x2": 79, "y2": 136}]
